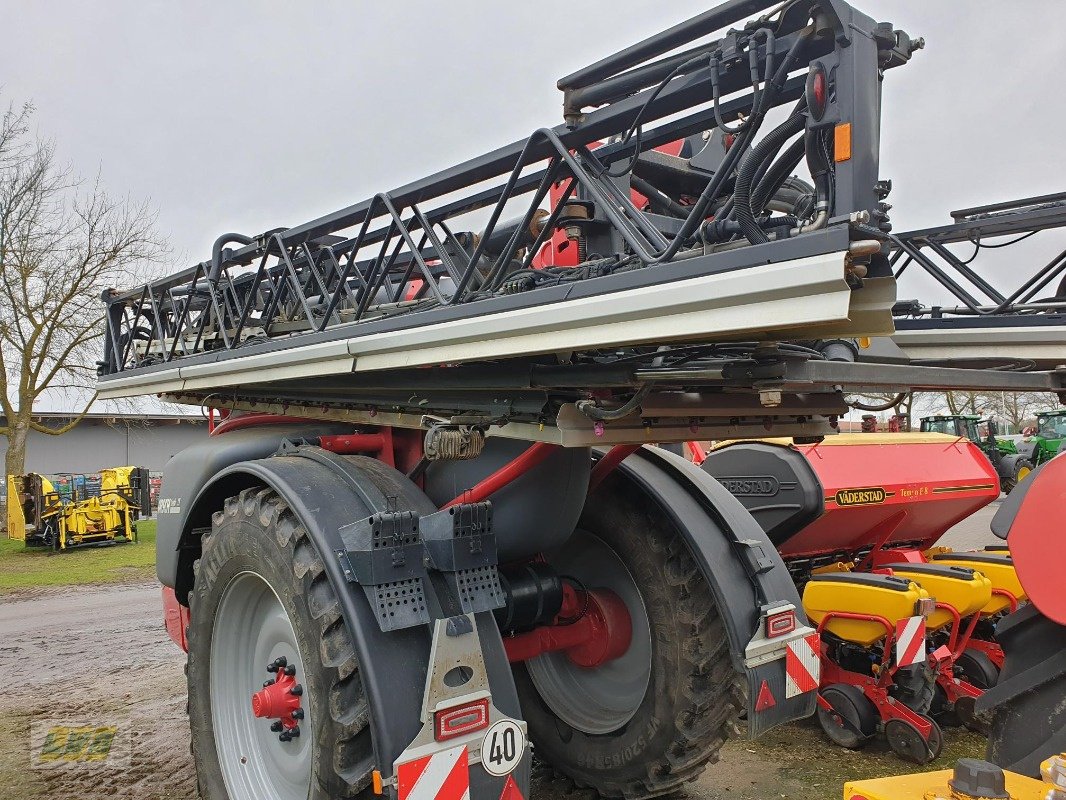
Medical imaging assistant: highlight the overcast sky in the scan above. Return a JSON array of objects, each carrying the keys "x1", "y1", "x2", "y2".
[{"x1": 4, "y1": 1, "x2": 1065, "y2": 416}]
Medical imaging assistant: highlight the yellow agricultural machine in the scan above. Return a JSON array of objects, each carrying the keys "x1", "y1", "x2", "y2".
[
  {"x1": 6, "y1": 466, "x2": 151, "y2": 550},
  {"x1": 845, "y1": 754, "x2": 1066, "y2": 800}
]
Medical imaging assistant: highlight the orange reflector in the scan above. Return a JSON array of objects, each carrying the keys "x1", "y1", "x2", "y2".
[
  {"x1": 834, "y1": 122, "x2": 852, "y2": 162},
  {"x1": 372, "y1": 770, "x2": 383, "y2": 795},
  {"x1": 858, "y1": 336, "x2": 871, "y2": 349}
]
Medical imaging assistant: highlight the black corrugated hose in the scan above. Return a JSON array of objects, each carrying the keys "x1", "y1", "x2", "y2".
[{"x1": 733, "y1": 112, "x2": 807, "y2": 245}]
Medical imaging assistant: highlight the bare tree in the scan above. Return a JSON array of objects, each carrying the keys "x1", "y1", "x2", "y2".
[
  {"x1": 847, "y1": 391, "x2": 913, "y2": 429},
  {"x1": 983, "y1": 392, "x2": 1056, "y2": 433},
  {"x1": 944, "y1": 391, "x2": 983, "y2": 416},
  {"x1": 0, "y1": 100, "x2": 165, "y2": 477},
  {"x1": 917, "y1": 390, "x2": 1056, "y2": 433}
]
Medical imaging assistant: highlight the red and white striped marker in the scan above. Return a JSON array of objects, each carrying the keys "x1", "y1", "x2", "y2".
[
  {"x1": 894, "y1": 615, "x2": 927, "y2": 667},
  {"x1": 784, "y1": 632, "x2": 821, "y2": 698},
  {"x1": 397, "y1": 745, "x2": 470, "y2": 800}
]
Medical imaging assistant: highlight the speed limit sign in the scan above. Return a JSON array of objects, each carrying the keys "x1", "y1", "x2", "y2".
[{"x1": 480, "y1": 719, "x2": 526, "y2": 777}]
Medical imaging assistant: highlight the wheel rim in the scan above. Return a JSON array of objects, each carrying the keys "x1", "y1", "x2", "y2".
[
  {"x1": 526, "y1": 530, "x2": 653, "y2": 735},
  {"x1": 210, "y1": 571, "x2": 311, "y2": 800}
]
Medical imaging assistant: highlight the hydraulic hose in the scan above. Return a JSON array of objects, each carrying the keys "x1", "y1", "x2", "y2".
[
  {"x1": 848, "y1": 393, "x2": 908, "y2": 412},
  {"x1": 576, "y1": 385, "x2": 653, "y2": 421},
  {"x1": 209, "y1": 233, "x2": 254, "y2": 283},
  {"x1": 647, "y1": 24, "x2": 814, "y2": 263},
  {"x1": 734, "y1": 112, "x2": 807, "y2": 245},
  {"x1": 631, "y1": 175, "x2": 689, "y2": 218},
  {"x1": 752, "y1": 135, "x2": 806, "y2": 215},
  {"x1": 710, "y1": 28, "x2": 774, "y2": 135}
]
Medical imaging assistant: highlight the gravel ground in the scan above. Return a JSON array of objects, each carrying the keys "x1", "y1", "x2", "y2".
[{"x1": 0, "y1": 507, "x2": 996, "y2": 800}]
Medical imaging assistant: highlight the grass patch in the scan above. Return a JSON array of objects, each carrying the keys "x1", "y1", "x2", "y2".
[{"x1": 0, "y1": 520, "x2": 156, "y2": 593}]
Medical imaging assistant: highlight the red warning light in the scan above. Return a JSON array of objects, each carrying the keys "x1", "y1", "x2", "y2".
[{"x1": 806, "y1": 63, "x2": 828, "y2": 121}]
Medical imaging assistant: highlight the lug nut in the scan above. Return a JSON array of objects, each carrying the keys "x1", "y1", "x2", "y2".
[
  {"x1": 290, "y1": 725, "x2": 301, "y2": 738},
  {"x1": 263, "y1": 680, "x2": 273, "y2": 688},
  {"x1": 292, "y1": 709, "x2": 304, "y2": 720},
  {"x1": 274, "y1": 656, "x2": 288, "y2": 667},
  {"x1": 290, "y1": 684, "x2": 303, "y2": 697},
  {"x1": 270, "y1": 721, "x2": 283, "y2": 733},
  {"x1": 266, "y1": 664, "x2": 278, "y2": 673},
  {"x1": 284, "y1": 665, "x2": 296, "y2": 676}
]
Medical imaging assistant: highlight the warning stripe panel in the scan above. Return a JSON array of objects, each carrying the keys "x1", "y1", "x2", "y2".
[
  {"x1": 398, "y1": 745, "x2": 469, "y2": 800},
  {"x1": 894, "y1": 615, "x2": 926, "y2": 667},
  {"x1": 784, "y1": 632, "x2": 820, "y2": 698}
]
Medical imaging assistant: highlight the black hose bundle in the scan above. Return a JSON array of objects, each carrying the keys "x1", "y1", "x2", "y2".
[
  {"x1": 733, "y1": 113, "x2": 807, "y2": 245},
  {"x1": 752, "y1": 136, "x2": 807, "y2": 215}
]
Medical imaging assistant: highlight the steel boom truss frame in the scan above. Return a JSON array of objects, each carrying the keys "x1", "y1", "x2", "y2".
[{"x1": 96, "y1": 0, "x2": 1065, "y2": 445}]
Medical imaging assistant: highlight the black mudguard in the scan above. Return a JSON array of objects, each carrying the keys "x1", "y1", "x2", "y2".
[
  {"x1": 977, "y1": 604, "x2": 1066, "y2": 776},
  {"x1": 609, "y1": 447, "x2": 818, "y2": 736},
  {"x1": 155, "y1": 423, "x2": 353, "y2": 601},
  {"x1": 205, "y1": 448, "x2": 527, "y2": 798}
]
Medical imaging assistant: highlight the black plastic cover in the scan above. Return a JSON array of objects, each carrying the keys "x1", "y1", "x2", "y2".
[
  {"x1": 990, "y1": 461, "x2": 1048, "y2": 539},
  {"x1": 884, "y1": 562, "x2": 978, "y2": 580},
  {"x1": 930, "y1": 552, "x2": 1013, "y2": 566},
  {"x1": 949, "y1": 759, "x2": 1009, "y2": 800},
  {"x1": 808, "y1": 572, "x2": 912, "y2": 591},
  {"x1": 701, "y1": 442, "x2": 824, "y2": 546}
]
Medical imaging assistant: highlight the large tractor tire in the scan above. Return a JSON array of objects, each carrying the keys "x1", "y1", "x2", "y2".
[
  {"x1": 981, "y1": 604, "x2": 1066, "y2": 776},
  {"x1": 1001, "y1": 458, "x2": 1034, "y2": 495},
  {"x1": 890, "y1": 663, "x2": 936, "y2": 715},
  {"x1": 516, "y1": 476, "x2": 743, "y2": 799},
  {"x1": 187, "y1": 487, "x2": 372, "y2": 800}
]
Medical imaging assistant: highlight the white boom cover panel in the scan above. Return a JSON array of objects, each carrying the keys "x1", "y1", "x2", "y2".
[{"x1": 99, "y1": 251, "x2": 891, "y2": 399}]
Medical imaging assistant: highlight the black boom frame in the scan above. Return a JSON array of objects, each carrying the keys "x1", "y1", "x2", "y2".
[
  {"x1": 892, "y1": 193, "x2": 1066, "y2": 320},
  {"x1": 99, "y1": 0, "x2": 916, "y2": 378},
  {"x1": 96, "y1": 1, "x2": 1066, "y2": 440}
]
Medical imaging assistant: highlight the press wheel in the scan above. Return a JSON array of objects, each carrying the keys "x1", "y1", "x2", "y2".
[{"x1": 885, "y1": 715, "x2": 943, "y2": 764}]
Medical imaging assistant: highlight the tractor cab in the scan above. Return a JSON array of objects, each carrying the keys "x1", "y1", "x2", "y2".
[
  {"x1": 1035, "y1": 411, "x2": 1066, "y2": 445},
  {"x1": 920, "y1": 415, "x2": 981, "y2": 441},
  {"x1": 1018, "y1": 410, "x2": 1066, "y2": 467}
]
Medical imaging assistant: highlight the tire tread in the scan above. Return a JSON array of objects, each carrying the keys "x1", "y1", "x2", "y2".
[{"x1": 188, "y1": 487, "x2": 371, "y2": 799}]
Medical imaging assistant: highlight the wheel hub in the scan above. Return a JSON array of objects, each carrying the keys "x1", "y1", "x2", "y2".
[
  {"x1": 251, "y1": 656, "x2": 305, "y2": 742},
  {"x1": 210, "y1": 571, "x2": 312, "y2": 800},
  {"x1": 525, "y1": 530, "x2": 653, "y2": 735},
  {"x1": 502, "y1": 582, "x2": 633, "y2": 668}
]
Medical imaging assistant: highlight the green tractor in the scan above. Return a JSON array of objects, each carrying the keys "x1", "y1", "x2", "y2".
[
  {"x1": 919, "y1": 414, "x2": 1034, "y2": 493},
  {"x1": 1018, "y1": 409, "x2": 1066, "y2": 466}
]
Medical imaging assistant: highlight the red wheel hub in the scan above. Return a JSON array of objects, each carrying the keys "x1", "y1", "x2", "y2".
[
  {"x1": 503, "y1": 582, "x2": 633, "y2": 667},
  {"x1": 251, "y1": 656, "x2": 304, "y2": 741}
]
